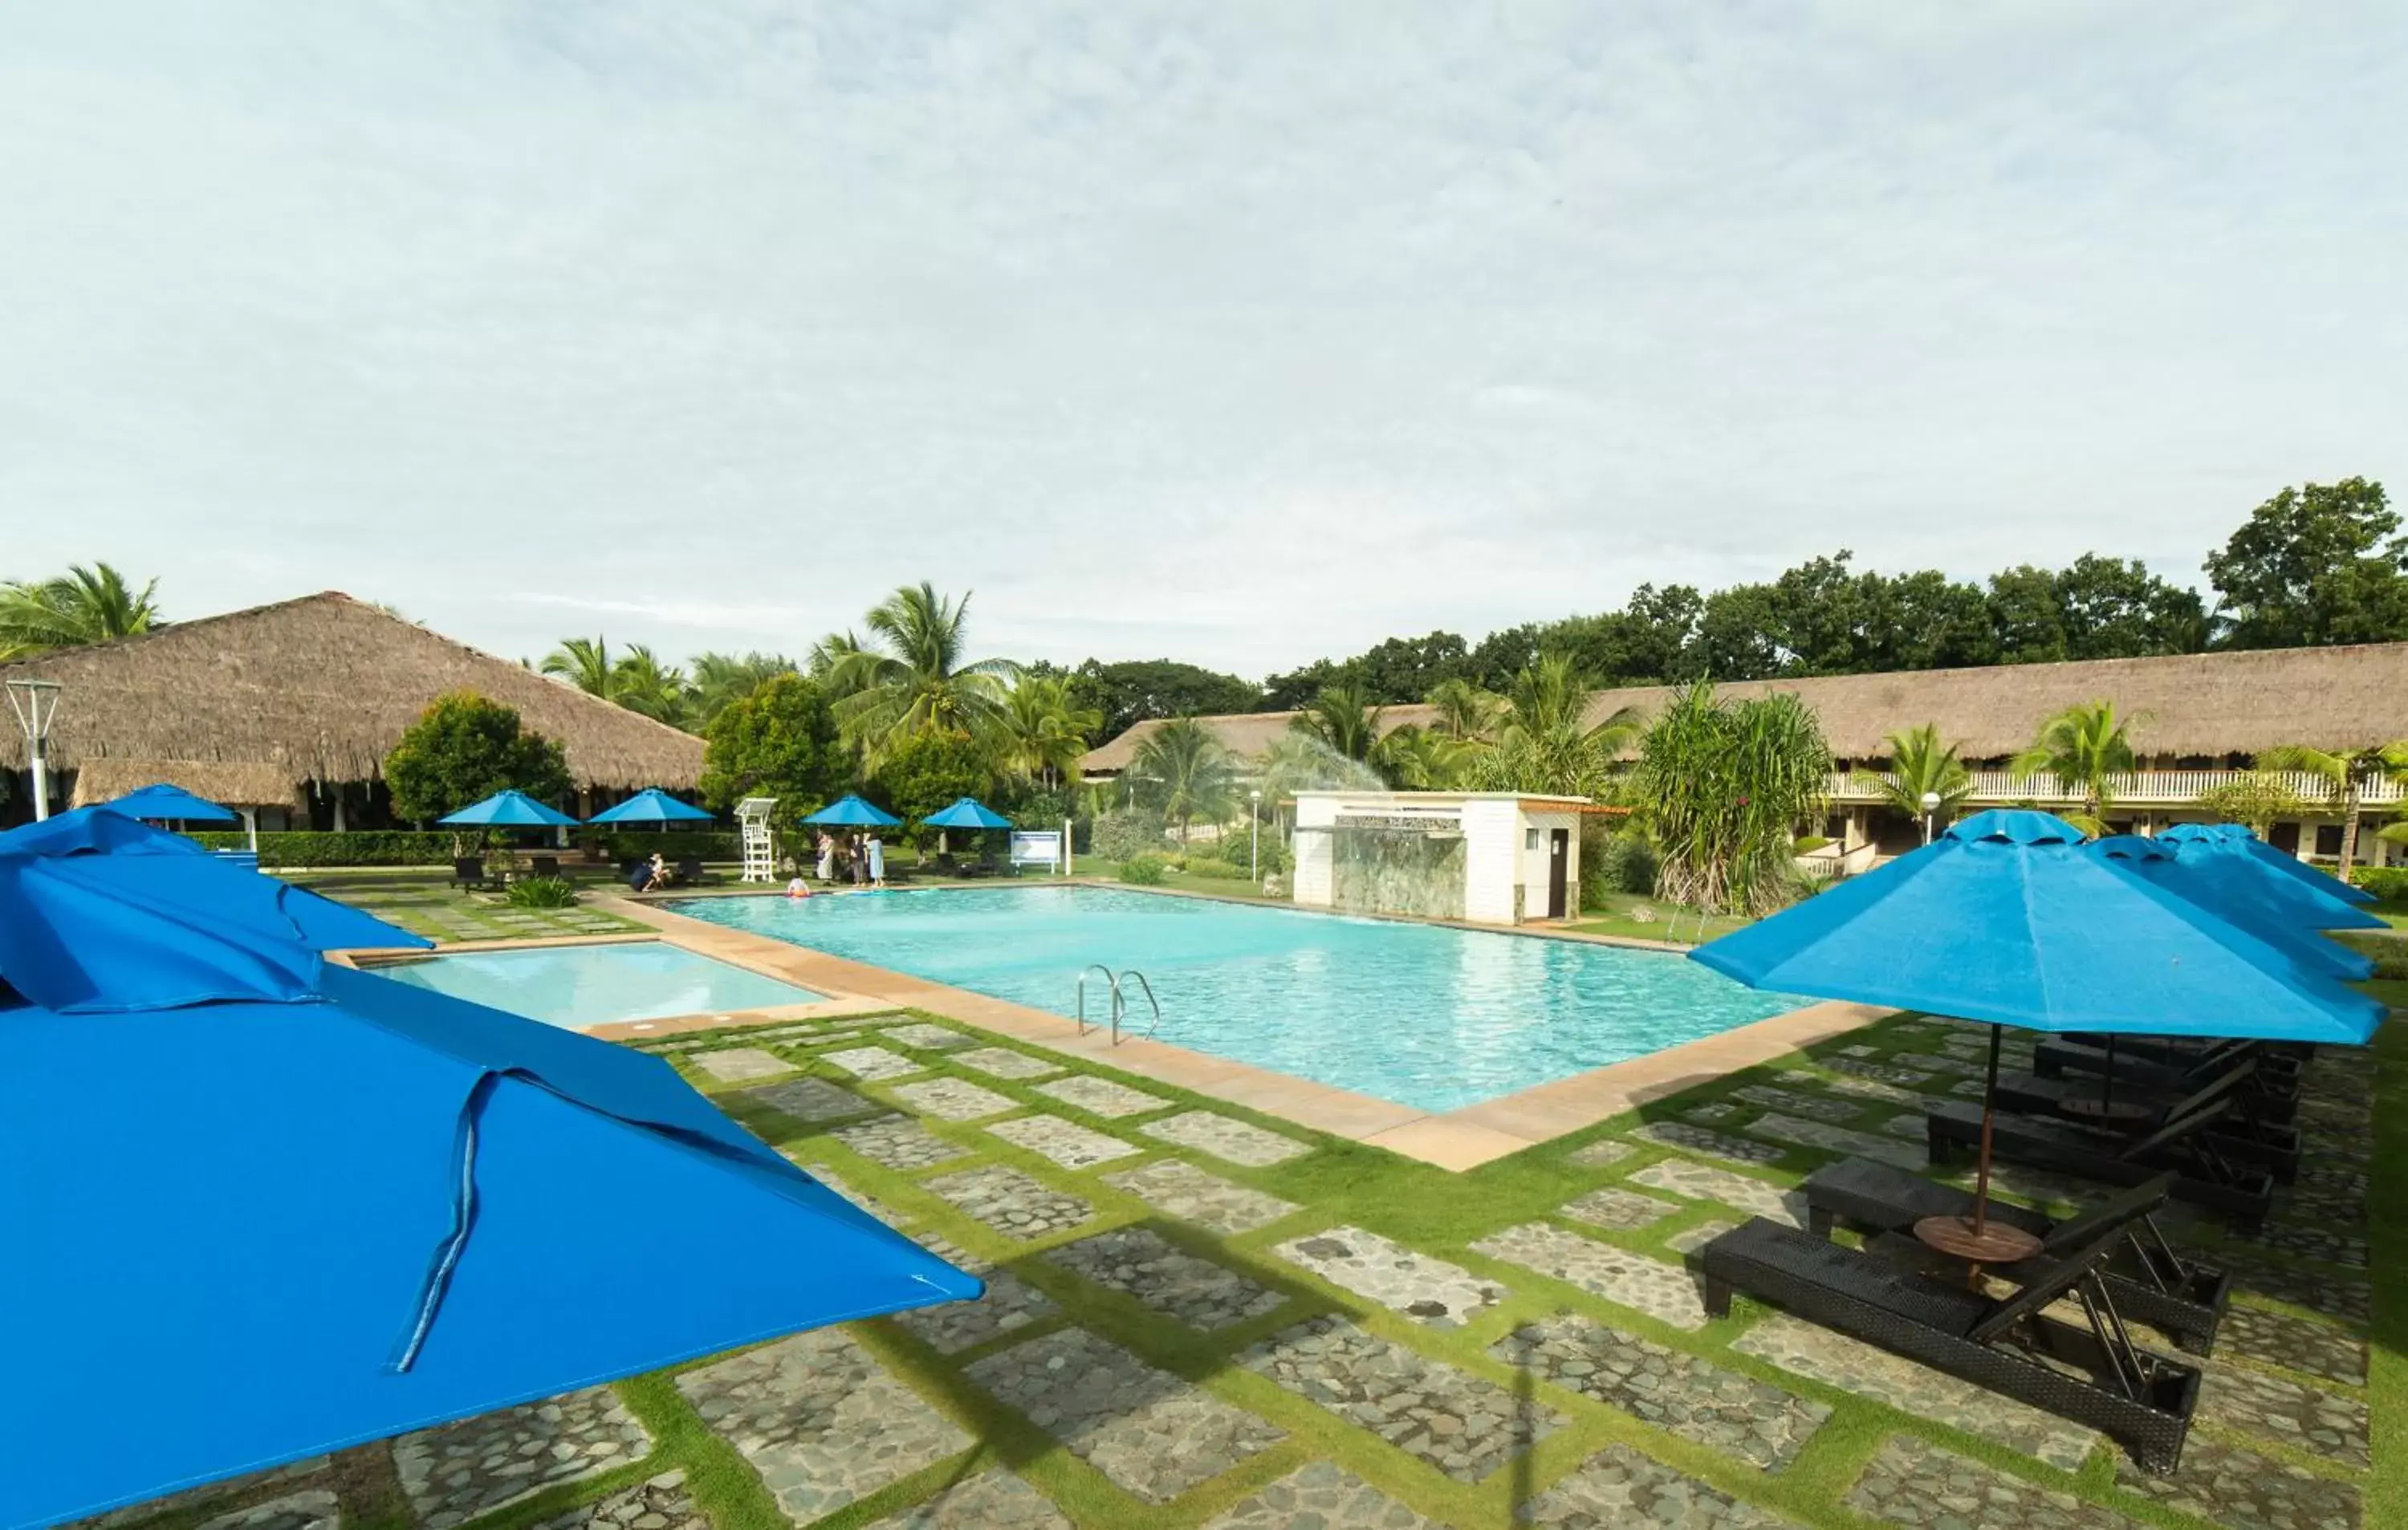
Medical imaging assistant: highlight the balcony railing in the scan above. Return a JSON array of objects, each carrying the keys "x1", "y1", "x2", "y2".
[{"x1": 1828, "y1": 769, "x2": 2406, "y2": 808}]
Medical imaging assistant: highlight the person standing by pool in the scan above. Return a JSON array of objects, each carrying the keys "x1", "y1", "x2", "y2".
[
  {"x1": 865, "y1": 831, "x2": 886, "y2": 888},
  {"x1": 815, "y1": 830, "x2": 835, "y2": 883}
]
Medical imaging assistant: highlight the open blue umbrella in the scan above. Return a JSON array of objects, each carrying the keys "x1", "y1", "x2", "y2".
[
  {"x1": 437, "y1": 789, "x2": 582, "y2": 828},
  {"x1": 586, "y1": 788, "x2": 714, "y2": 827},
  {"x1": 803, "y1": 792, "x2": 902, "y2": 828},
  {"x1": 921, "y1": 796, "x2": 1013, "y2": 831},
  {"x1": 109, "y1": 783, "x2": 242, "y2": 825},
  {"x1": 2157, "y1": 820, "x2": 2379, "y2": 905},
  {"x1": 0, "y1": 831, "x2": 979, "y2": 1530},
  {"x1": 2088, "y1": 836, "x2": 2373, "y2": 982}
]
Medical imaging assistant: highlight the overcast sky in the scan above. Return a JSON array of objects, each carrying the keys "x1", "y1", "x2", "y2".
[{"x1": 4, "y1": 2, "x2": 2402, "y2": 679}]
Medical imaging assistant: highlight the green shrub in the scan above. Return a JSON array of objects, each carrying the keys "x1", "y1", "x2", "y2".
[
  {"x1": 2349, "y1": 866, "x2": 2408, "y2": 903},
  {"x1": 1588, "y1": 830, "x2": 1658, "y2": 898},
  {"x1": 187, "y1": 830, "x2": 458, "y2": 868},
  {"x1": 1212, "y1": 821, "x2": 1290, "y2": 874},
  {"x1": 1179, "y1": 857, "x2": 1253, "y2": 881},
  {"x1": 1092, "y1": 811, "x2": 1169, "y2": 862},
  {"x1": 1117, "y1": 852, "x2": 1169, "y2": 885},
  {"x1": 505, "y1": 877, "x2": 580, "y2": 908},
  {"x1": 1791, "y1": 834, "x2": 1831, "y2": 856},
  {"x1": 585, "y1": 830, "x2": 741, "y2": 864}
]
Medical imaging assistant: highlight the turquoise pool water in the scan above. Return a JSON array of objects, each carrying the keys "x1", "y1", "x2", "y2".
[
  {"x1": 374, "y1": 942, "x2": 820, "y2": 1030},
  {"x1": 663, "y1": 886, "x2": 1808, "y2": 1111}
]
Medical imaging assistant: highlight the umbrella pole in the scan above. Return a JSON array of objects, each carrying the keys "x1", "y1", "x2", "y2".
[
  {"x1": 1972, "y1": 1021, "x2": 2002, "y2": 1237},
  {"x1": 2102, "y1": 1036, "x2": 2117, "y2": 1113}
]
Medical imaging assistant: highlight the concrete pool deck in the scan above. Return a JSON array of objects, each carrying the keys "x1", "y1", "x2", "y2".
[{"x1": 510, "y1": 889, "x2": 1893, "y2": 1172}]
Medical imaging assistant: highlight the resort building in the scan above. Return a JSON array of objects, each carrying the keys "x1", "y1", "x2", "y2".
[
  {"x1": 0, "y1": 592, "x2": 704, "y2": 829},
  {"x1": 1290, "y1": 790, "x2": 1591, "y2": 925},
  {"x1": 1083, "y1": 641, "x2": 2408, "y2": 866}
]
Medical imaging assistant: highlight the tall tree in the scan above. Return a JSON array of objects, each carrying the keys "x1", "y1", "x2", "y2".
[
  {"x1": 539, "y1": 636, "x2": 616, "y2": 698},
  {"x1": 1629, "y1": 685, "x2": 1831, "y2": 914},
  {"x1": 998, "y1": 673, "x2": 1103, "y2": 789},
  {"x1": 1466, "y1": 653, "x2": 1642, "y2": 796},
  {"x1": 1424, "y1": 677, "x2": 1503, "y2": 741},
  {"x1": 688, "y1": 652, "x2": 797, "y2": 729},
  {"x1": 1128, "y1": 717, "x2": 1239, "y2": 841},
  {"x1": 698, "y1": 673, "x2": 849, "y2": 834},
  {"x1": 2206, "y1": 478, "x2": 2408, "y2": 648},
  {"x1": 2255, "y1": 741, "x2": 2408, "y2": 883},
  {"x1": 826, "y1": 584, "x2": 1019, "y2": 757},
  {"x1": 2053, "y1": 554, "x2": 2207, "y2": 659},
  {"x1": 1853, "y1": 723, "x2": 1973, "y2": 830},
  {"x1": 1291, "y1": 681, "x2": 1383, "y2": 763},
  {"x1": 0, "y1": 563, "x2": 163, "y2": 657},
  {"x1": 2011, "y1": 700, "x2": 2138, "y2": 833},
  {"x1": 1069, "y1": 658, "x2": 1261, "y2": 738},
  {"x1": 384, "y1": 692, "x2": 573, "y2": 827},
  {"x1": 611, "y1": 645, "x2": 692, "y2": 727}
]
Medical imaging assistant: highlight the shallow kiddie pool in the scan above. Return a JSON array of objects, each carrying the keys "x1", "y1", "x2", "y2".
[{"x1": 372, "y1": 941, "x2": 821, "y2": 1030}]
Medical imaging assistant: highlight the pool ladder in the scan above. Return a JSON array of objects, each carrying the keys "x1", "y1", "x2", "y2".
[{"x1": 1076, "y1": 964, "x2": 1162, "y2": 1045}]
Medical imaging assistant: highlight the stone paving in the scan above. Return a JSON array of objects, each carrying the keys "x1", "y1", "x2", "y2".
[
  {"x1": 1682, "y1": 1101, "x2": 1743, "y2": 1123},
  {"x1": 393, "y1": 1387, "x2": 654, "y2": 1530},
  {"x1": 81, "y1": 1461, "x2": 332, "y2": 1529},
  {"x1": 1470, "y1": 1223, "x2": 1706, "y2": 1329},
  {"x1": 1035, "y1": 1074, "x2": 1169, "y2": 1117},
  {"x1": 791, "y1": 1161, "x2": 910, "y2": 1226},
  {"x1": 1564, "y1": 1137, "x2": 1637, "y2": 1167},
  {"x1": 965, "y1": 1328, "x2": 1284, "y2": 1504},
  {"x1": 924, "y1": 1165, "x2": 1096, "y2": 1239},
  {"x1": 1240, "y1": 1316, "x2": 1564, "y2": 1484},
  {"x1": 1816, "y1": 1073, "x2": 1927, "y2": 1108},
  {"x1": 860, "y1": 1471, "x2": 1072, "y2": 1530},
  {"x1": 952, "y1": 1045, "x2": 1064, "y2": 1080},
  {"x1": 1101, "y1": 1158, "x2": 1302, "y2": 1235},
  {"x1": 2110, "y1": 1436, "x2": 2364, "y2": 1530},
  {"x1": 1743, "y1": 1111, "x2": 1926, "y2": 1169},
  {"x1": 1141, "y1": 1109, "x2": 1312, "y2": 1166},
  {"x1": 1492, "y1": 1315, "x2": 1829, "y2": 1471},
  {"x1": 2211, "y1": 1248, "x2": 2373, "y2": 1327},
  {"x1": 1272, "y1": 1225, "x2": 1506, "y2": 1327},
  {"x1": 1727, "y1": 1084, "x2": 1865, "y2": 1124},
  {"x1": 820, "y1": 1045, "x2": 926, "y2": 1082},
  {"x1": 1198, "y1": 1461, "x2": 1440, "y2": 1530},
  {"x1": 1627, "y1": 1121, "x2": 1787, "y2": 1165},
  {"x1": 2219, "y1": 1304, "x2": 2367, "y2": 1386},
  {"x1": 1044, "y1": 1227, "x2": 1284, "y2": 1330},
  {"x1": 677, "y1": 1327, "x2": 971, "y2": 1524},
  {"x1": 1628, "y1": 1159, "x2": 1809, "y2": 1228},
  {"x1": 689, "y1": 1047, "x2": 795, "y2": 1083},
  {"x1": 877, "y1": 1022, "x2": 974, "y2": 1050},
  {"x1": 893, "y1": 1268, "x2": 1060, "y2": 1353},
  {"x1": 1559, "y1": 1184, "x2": 1679, "y2": 1231},
  {"x1": 527, "y1": 1472, "x2": 707, "y2": 1530},
  {"x1": 1665, "y1": 1218, "x2": 1739, "y2": 1255},
  {"x1": 1519, "y1": 1443, "x2": 1797, "y2": 1529},
  {"x1": 985, "y1": 1113, "x2": 1144, "y2": 1169},
  {"x1": 1845, "y1": 1435, "x2": 2137, "y2": 1530},
  {"x1": 1818, "y1": 1056, "x2": 1938, "y2": 1090},
  {"x1": 889, "y1": 1077, "x2": 1023, "y2": 1121},
  {"x1": 2198, "y1": 1361, "x2": 2369, "y2": 1467},
  {"x1": 196, "y1": 1492, "x2": 341, "y2": 1530},
  {"x1": 832, "y1": 1114, "x2": 973, "y2": 1170},
  {"x1": 734, "y1": 1076, "x2": 877, "y2": 1125}
]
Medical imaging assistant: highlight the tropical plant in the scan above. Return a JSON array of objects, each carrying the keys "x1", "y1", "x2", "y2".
[
  {"x1": 998, "y1": 673, "x2": 1103, "y2": 788},
  {"x1": 384, "y1": 692, "x2": 574, "y2": 827},
  {"x1": 1628, "y1": 684, "x2": 1832, "y2": 914},
  {"x1": 2255, "y1": 741, "x2": 2408, "y2": 881},
  {"x1": 539, "y1": 637, "x2": 616, "y2": 699},
  {"x1": 697, "y1": 673, "x2": 850, "y2": 836},
  {"x1": 807, "y1": 629, "x2": 865, "y2": 691},
  {"x1": 689, "y1": 651, "x2": 796, "y2": 728},
  {"x1": 1117, "y1": 852, "x2": 1169, "y2": 885},
  {"x1": 870, "y1": 728, "x2": 996, "y2": 832},
  {"x1": 1462, "y1": 652, "x2": 1643, "y2": 796},
  {"x1": 1291, "y1": 682, "x2": 1383, "y2": 763},
  {"x1": 2011, "y1": 700, "x2": 2138, "y2": 834},
  {"x1": 2194, "y1": 771, "x2": 2315, "y2": 837},
  {"x1": 1852, "y1": 723, "x2": 1972, "y2": 834},
  {"x1": 824, "y1": 584, "x2": 1019, "y2": 757},
  {"x1": 1128, "y1": 716, "x2": 1240, "y2": 841},
  {"x1": 1424, "y1": 677, "x2": 1503, "y2": 741},
  {"x1": 0, "y1": 563, "x2": 163, "y2": 657},
  {"x1": 505, "y1": 877, "x2": 580, "y2": 909},
  {"x1": 611, "y1": 644, "x2": 692, "y2": 727},
  {"x1": 1371, "y1": 723, "x2": 1469, "y2": 789}
]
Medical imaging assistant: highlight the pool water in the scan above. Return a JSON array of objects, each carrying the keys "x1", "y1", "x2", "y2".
[
  {"x1": 664, "y1": 886, "x2": 1807, "y2": 1111},
  {"x1": 373, "y1": 942, "x2": 820, "y2": 1030}
]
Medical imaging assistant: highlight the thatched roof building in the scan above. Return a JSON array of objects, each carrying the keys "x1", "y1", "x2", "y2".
[{"x1": 1, "y1": 592, "x2": 704, "y2": 808}]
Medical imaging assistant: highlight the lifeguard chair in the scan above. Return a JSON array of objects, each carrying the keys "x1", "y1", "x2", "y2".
[{"x1": 736, "y1": 797, "x2": 779, "y2": 882}]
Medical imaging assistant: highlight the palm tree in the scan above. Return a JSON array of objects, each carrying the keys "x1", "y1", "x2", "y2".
[
  {"x1": 1470, "y1": 653, "x2": 1643, "y2": 796},
  {"x1": 612, "y1": 645, "x2": 693, "y2": 727},
  {"x1": 999, "y1": 674, "x2": 1103, "y2": 788},
  {"x1": 1425, "y1": 677, "x2": 1502, "y2": 742},
  {"x1": 807, "y1": 630, "x2": 864, "y2": 692},
  {"x1": 1629, "y1": 684, "x2": 1831, "y2": 914},
  {"x1": 2011, "y1": 700, "x2": 2137, "y2": 835},
  {"x1": 1853, "y1": 723, "x2": 1972, "y2": 836},
  {"x1": 1129, "y1": 716, "x2": 1239, "y2": 842},
  {"x1": 1292, "y1": 682, "x2": 1382, "y2": 763},
  {"x1": 826, "y1": 584, "x2": 1019, "y2": 758},
  {"x1": 1373, "y1": 724, "x2": 1468, "y2": 789},
  {"x1": 539, "y1": 637, "x2": 616, "y2": 699},
  {"x1": 0, "y1": 563, "x2": 163, "y2": 657},
  {"x1": 689, "y1": 651, "x2": 796, "y2": 728},
  {"x1": 2256, "y1": 741, "x2": 2408, "y2": 882}
]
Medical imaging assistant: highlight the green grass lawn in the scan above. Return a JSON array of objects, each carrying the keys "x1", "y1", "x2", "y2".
[
  {"x1": 1564, "y1": 891, "x2": 1754, "y2": 943},
  {"x1": 287, "y1": 868, "x2": 651, "y2": 942}
]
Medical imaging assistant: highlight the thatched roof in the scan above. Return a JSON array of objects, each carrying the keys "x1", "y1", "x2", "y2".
[
  {"x1": 1081, "y1": 704, "x2": 1439, "y2": 775},
  {"x1": 1, "y1": 592, "x2": 705, "y2": 791},
  {"x1": 71, "y1": 758, "x2": 307, "y2": 809},
  {"x1": 1080, "y1": 642, "x2": 2408, "y2": 771}
]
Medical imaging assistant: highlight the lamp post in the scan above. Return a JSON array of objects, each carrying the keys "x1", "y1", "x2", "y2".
[
  {"x1": 1919, "y1": 789, "x2": 1942, "y2": 846},
  {"x1": 7, "y1": 678, "x2": 63, "y2": 821},
  {"x1": 1250, "y1": 788, "x2": 1262, "y2": 878}
]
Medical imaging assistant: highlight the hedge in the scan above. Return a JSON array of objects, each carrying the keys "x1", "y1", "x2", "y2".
[
  {"x1": 2352, "y1": 865, "x2": 2408, "y2": 904},
  {"x1": 181, "y1": 828, "x2": 742, "y2": 869}
]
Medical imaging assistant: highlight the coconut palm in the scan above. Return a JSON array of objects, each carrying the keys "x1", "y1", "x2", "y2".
[
  {"x1": 807, "y1": 629, "x2": 864, "y2": 690},
  {"x1": 1629, "y1": 684, "x2": 1831, "y2": 914},
  {"x1": 689, "y1": 651, "x2": 796, "y2": 728},
  {"x1": 0, "y1": 563, "x2": 163, "y2": 657},
  {"x1": 1372, "y1": 724, "x2": 1469, "y2": 789},
  {"x1": 825, "y1": 584, "x2": 1019, "y2": 758},
  {"x1": 612, "y1": 645, "x2": 693, "y2": 727},
  {"x1": 2256, "y1": 740, "x2": 2408, "y2": 882},
  {"x1": 1292, "y1": 682, "x2": 1383, "y2": 763},
  {"x1": 2011, "y1": 700, "x2": 2137, "y2": 835},
  {"x1": 1853, "y1": 723, "x2": 1972, "y2": 834},
  {"x1": 1129, "y1": 716, "x2": 1240, "y2": 842},
  {"x1": 1425, "y1": 677, "x2": 1503, "y2": 742},
  {"x1": 999, "y1": 673, "x2": 1103, "y2": 789},
  {"x1": 539, "y1": 637, "x2": 616, "y2": 699},
  {"x1": 1468, "y1": 653, "x2": 1643, "y2": 797}
]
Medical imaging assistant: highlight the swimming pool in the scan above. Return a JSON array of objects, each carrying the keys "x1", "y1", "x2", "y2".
[
  {"x1": 663, "y1": 886, "x2": 1808, "y2": 1111},
  {"x1": 373, "y1": 942, "x2": 821, "y2": 1030}
]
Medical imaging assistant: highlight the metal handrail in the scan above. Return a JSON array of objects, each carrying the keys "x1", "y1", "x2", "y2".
[
  {"x1": 1114, "y1": 970, "x2": 1161, "y2": 1044},
  {"x1": 1075, "y1": 964, "x2": 1118, "y2": 1037}
]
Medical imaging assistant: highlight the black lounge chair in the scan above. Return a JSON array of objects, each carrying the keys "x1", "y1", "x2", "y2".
[
  {"x1": 1926, "y1": 1099, "x2": 2275, "y2": 1228},
  {"x1": 528, "y1": 854, "x2": 562, "y2": 879},
  {"x1": 2037, "y1": 1036, "x2": 2304, "y2": 1088},
  {"x1": 1699, "y1": 1217, "x2": 2201, "y2": 1474},
  {"x1": 449, "y1": 856, "x2": 497, "y2": 891},
  {"x1": 1800, "y1": 1159, "x2": 2232, "y2": 1353},
  {"x1": 1989, "y1": 1060, "x2": 2300, "y2": 1177},
  {"x1": 2007, "y1": 1044, "x2": 2298, "y2": 1126},
  {"x1": 674, "y1": 856, "x2": 707, "y2": 885}
]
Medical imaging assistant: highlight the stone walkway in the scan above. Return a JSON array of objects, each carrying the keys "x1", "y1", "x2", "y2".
[{"x1": 394, "y1": 1388, "x2": 653, "y2": 1530}]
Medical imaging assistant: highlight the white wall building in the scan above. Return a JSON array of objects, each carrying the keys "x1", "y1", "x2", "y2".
[{"x1": 1291, "y1": 791, "x2": 1590, "y2": 926}]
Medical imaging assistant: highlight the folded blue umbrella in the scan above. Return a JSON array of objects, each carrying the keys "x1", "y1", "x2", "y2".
[
  {"x1": 2087, "y1": 836, "x2": 2373, "y2": 982},
  {"x1": 921, "y1": 796, "x2": 1013, "y2": 831},
  {"x1": 438, "y1": 790, "x2": 582, "y2": 828},
  {"x1": 586, "y1": 788, "x2": 714, "y2": 827},
  {"x1": 803, "y1": 792, "x2": 903, "y2": 828},
  {"x1": 2157, "y1": 820, "x2": 2378, "y2": 905},
  {"x1": 109, "y1": 782, "x2": 242, "y2": 825}
]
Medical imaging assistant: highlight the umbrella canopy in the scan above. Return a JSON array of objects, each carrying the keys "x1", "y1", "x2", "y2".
[
  {"x1": 2157, "y1": 820, "x2": 2379, "y2": 905},
  {"x1": 2087, "y1": 836, "x2": 2373, "y2": 983},
  {"x1": 0, "y1": 845, "x2": 979, "y2": 1530},
  {"x1": 438, "y1": 789, "x2": 582, "y2": 828},
  {"x1": 921, "y1": 796, "x2": 1013, "y2": 831},
  {"x1": 108, "y1": 782, "x2": 242, "y2": 825},
  {"x1": 1692, "y1": 808, "x2": 2384, "y2": 1044},
  {"x1": 586, "y1": 788, "x2": 715, "y2": 827},
  {"x1": 803, "y1": 792, "x2": 902, "y2": 828}
]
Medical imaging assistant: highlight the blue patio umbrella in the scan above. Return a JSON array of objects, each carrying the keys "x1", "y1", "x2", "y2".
[
  {"x1": 2087, "y1": 836, "x2": 2373, "y2": 983},
  {"x1": 586, "y1": 788, "x2": 714, "y2": 827},
  {"x1": 437, "y1": 789, "x2": 582, "y2": 828},
  {"x1": 109, "y1": 782, "x2": 242, "y2": 825},
  {"x1": 0, "y1": 840, "x2": 980, "y2": 1530},
  {"x1": 803, "y1": 792, "x2": 902, "y2": 828},
  {"x1": 2158, "y1": 820, "x2": 2379, "y2": 905},
  {"x1": 921, "y1": 796, "x2": 1013, "y2": 831}
]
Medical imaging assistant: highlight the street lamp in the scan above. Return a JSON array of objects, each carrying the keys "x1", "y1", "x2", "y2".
[
  {"x1": 1919, "y1": 789, "x2": 1942, "y2": 846},
  {"x1": 1250, "y1": 788, "x2": 1263, "y2": 878},
  {"x1": 6, "y1": 678, "x2": 63, "y2": 821}
]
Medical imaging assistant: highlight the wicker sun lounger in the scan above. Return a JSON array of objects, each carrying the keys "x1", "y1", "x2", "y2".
[
  {"x1": 1799, "y1": 1158, "x2": 2233, "y2": 1353},
  {"x1": 2036, "y1": 1036, "x2": 2304, "y2": 1088},
  {"x1": 1700, "y1": 1217, "x2": 2201, "y2": 1473},
  {"x1": 1988, "y1": 1060, "x2": 2300, "y2": 1178},
  {"x1": 2000, "y1": 1051, "x2": 2298, "y2": 1127},
  {"x1": 1925, "y1": 1100, "x2": 2275, "y2": 1228}
]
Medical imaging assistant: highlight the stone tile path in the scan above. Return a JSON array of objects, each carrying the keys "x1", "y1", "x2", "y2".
[
  {"x1": 1520, "y1": 1443, "x2": 1796, "y2": 1528},
  {"x1": 2212, "y1": 1249, "x2": 2372, "y2": 1327},
  {"x1": 890, "y1": 1078, "x2": 1022, "y2": 1121},
  {"x1": 832, "y1": 1115, "x2": 972, "y2": 1171},
  {"x1": 2198, "y1": 1362, "x2": 2369, "y2": 1467},
  {"x1": 893, "y1": 1269, "x2": 1060, "y2": 1353},
  {"x1": 878, "y1": 1023, "x2": 974, "y2": 1050},
  {"x1": 1666, "y1": 1219, "x2": 1739, "y2": 1255},
  {"x1": 1731, "y1": 1313, "x2": 2097, "y2": 1470},
  {"x1": 1743, "y1": 1112, "x2": 1925, "y2": 1170},
  {"x1": 1683, "y1": 1101, "x2": 1743, "y2": 1124},
  {"x1": 736, "y1": 1076, "x2": 877, "y2": 1125},
  {"x1": 953, "y1": 1046, "x2": 1064, "y2": 1080},
  {"x1": 1728, "y1": 1084, "x2": 1865, "y2": 1124},
  {"x1": 1470, "y1": 1223, "x2": 1706, "y2": 1329},
  {"x1": 1241, "y1": 1316, "x2": 1562, "y2": 1484},
  {"x1": 1818, "y1": 1074, "x2": 1927, "y2": 1108},
  {"x1": 792, "y1": 1162, "x2": 910, "y2": 1226},
  {"x1": 2110, "y1": 1436, "x2": 2363, "y2": 1530},
  {"x1": 985, "y1": 1113, "x2": 1143, "y2": 1169},
  {"x1": 1200, "y1": 1462, "x2": 1441, "y2": 1530},
  {"x1": 81, "y1": 1460, "x2": 332, "y2": 1530},
  {"x1": 1141, "y1": 1110, "x2": 1312, "y2": 1166},
  {"x1": 1564, "y1": 1137, "x2": 1637, "y2": 1167},
  {"x1": 1102, "y1": 1158, "x2": 1301, "y2": 1235},
  {"x1": 1846, "y1": 1436, "x2": 2137, "y2": 1530},
  {"x1": 924, "y1": 1166, "x2": 1096, "y2": 1239},
  {"x1": 394, "y1": 1387, "x2": 653, "y2": 1530},
  {"x1": 527, "y1": 1472, "x2": 706, "y2": 1530},
  {"x1": 2220, "y1": 1305, "x2": 2367, "y2": 1386},
  {"x1": 1628, "y1": 1121, "x2": 1787, "y2": 1165},
  {"x1": 689, "y1": 1047, "x2": 795, "y2": 1083},
  {"x1": 196, "y1": 1493, "x2": 340, "y2": 1530},
  {"x1": 1492, "y1": 1315, "x2": 1829, "y2": 1471},
  {"x1": 1818, "y1": 1057, "x2": 1937, "y2": 1090},
  {"x1": 966, "y1": 1328, "x2": 1283, "y2": 1504},
  {"x1": 860, "y1": 1471, "x2": 1072, "y2": 1530},
  {"x1": 1044, "y1": 1227, "x2": 1283, "y2": 1330},
  {"x1": 1035, "y1": 1074, "x2": 1169, "y2": 1117},
  {"x1": 677, "y1": 1328, "x2": 970, "y2": 1524},
  {"x1": 820, "y1": 1046, "x2": 926, "y2": 1082},
  {"x1": 1560, "y1": 1185, "x2": 1678, "y2": 1231},
  {"x1": 1272, "y1": 1225, "x2": 1505, "y2": 1327},
  {"x1": 1629, "y1": 1160, "x2": 1809, "y2": 1228}
]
